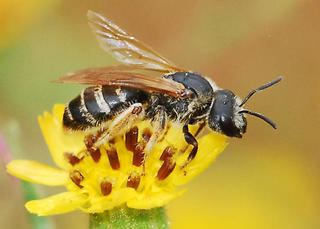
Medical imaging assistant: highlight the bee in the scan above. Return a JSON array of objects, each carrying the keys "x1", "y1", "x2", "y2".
[{"x1": 58, "y1": 11, "x2": 282, "y2": 166}]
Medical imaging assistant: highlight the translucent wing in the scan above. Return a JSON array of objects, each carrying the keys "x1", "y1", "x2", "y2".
[
  {"x1": 57, "y1": 65, "x2": 188, "y2": 98},
  {"x1": 87, "y1": 10, "x2": 184, "y2": 73}
]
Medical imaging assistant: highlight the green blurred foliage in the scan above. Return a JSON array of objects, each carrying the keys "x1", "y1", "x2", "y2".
[{"x1": 1, "y1": 0, "x2": 319, "y2": 228}]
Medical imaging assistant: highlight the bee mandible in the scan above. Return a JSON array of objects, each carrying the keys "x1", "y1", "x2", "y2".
[{"x1": 58, "y1": 11, "x2": 282, "y2": 166}]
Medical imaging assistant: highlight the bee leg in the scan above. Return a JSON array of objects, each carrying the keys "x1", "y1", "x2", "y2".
[
  {"x1": 142, "y1": 106, "x2": 167, "y2": 170},
  {"x1": 145, "y1": 106, "x2": 167, "y2": 152},
  {"x1": 183, "y1": 125, "x2": 198, "y2": 161},
  {"x1": 194, "y1": 122, "x2": 206, "y2": 137},
  {"x1": 180, "y1": 122, "x2": 205, "y2": 152},
  {"x1": 85, "y1": 103, "x2": 145, "y2": 153},
  {"x1": 180, "y1": 123, "x2": 205, "y2": 169}
]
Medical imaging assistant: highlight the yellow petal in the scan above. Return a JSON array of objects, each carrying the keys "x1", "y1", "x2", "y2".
[
  {"x1": 174, "y1": 132, "x2": 228, "y2": 185},
  {"x1": 25, "y1": 192, "x2": 88, "y2": 216},
  {"x1": 6, "y1": 160, "x2": 68, "y2": 186},
  {"x1": 82, "y1": 188, "x2": 137, "y2": 213},
  {"x1": 127, "y1": 190, "x2": 185, "y2": 209},
  {"x1": 38, "y1": 104, "x2": 86, "y2": 169}
]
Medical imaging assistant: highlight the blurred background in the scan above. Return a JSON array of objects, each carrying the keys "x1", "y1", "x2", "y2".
[{"x1": 0, "y1": 0, "x2": 319, "y2": 228}]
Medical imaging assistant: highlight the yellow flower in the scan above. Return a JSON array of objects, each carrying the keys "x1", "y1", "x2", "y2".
[{"x1": 7, "y1": 104, "x2": 227, "y2": 216}]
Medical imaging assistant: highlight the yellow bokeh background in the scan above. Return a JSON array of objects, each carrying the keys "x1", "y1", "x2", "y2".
[{"x1": 0, "y1": 0, "x2": 319, "y2": 228}]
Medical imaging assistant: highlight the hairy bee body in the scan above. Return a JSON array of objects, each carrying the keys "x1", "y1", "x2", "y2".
[
  {"x1": 63, "y1": 72, "x2": 216, "y2": 130},
  {"x1": 60, "y1": 11, "x2": 280, "y2": 167},
  {"x1": 63, "y1": 85, "x2": 149, "y2": 130}
]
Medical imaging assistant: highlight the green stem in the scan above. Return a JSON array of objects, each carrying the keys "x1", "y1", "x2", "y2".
[{"x1": 89, "y1": 206, "x2": 169, "y2": 229}]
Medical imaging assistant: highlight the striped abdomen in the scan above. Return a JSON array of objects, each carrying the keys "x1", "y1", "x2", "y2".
[{"x1": 63, "y1": 86, "x2": 149, "y2": 130}]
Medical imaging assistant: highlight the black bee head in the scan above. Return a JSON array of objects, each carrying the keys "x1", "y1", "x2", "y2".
[
  {"x1": 208, "y1": 90, "x2": 247, "y2": 138},
  {"x1": 208, "y1": 77, "x2": 282, "y2": 137}
]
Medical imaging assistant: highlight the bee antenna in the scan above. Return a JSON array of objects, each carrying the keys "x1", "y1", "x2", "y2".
[
  {"x1": 239, "y1": 76, "x2": 283, "y2": 107},
  {"x1": 239, "y1": 110, "x2": 277, "y2": 129}
]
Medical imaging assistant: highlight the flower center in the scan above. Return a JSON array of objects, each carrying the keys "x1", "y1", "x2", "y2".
[{"x1": 64, "y1": 124, "x2": 194, "y2": 197}]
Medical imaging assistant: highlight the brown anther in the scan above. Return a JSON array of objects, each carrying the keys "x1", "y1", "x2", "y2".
[
  {"x1": 88, "y1": 147, "x2": 101, "y2": 162},
  {"x1": 64, "y1": 152, "x2": 83, "y2": 165},
  {"x1": 132, "y1": 106, "x2": 142, "y2": 114},
  {"x1": 157, "y1": 159, "x2": 176, "y2": 180},
  {"x1": 84, "y1": 135, "x2": 96, "y2": 148},
  {"x1": 133, "y1": 143, "x2": 145, "y2": 167},
  {"x1": 127, "y1": 174, "x2": 141, "y2": 190},
  {"x1": 109, "y1": 138, "x2": 116, "y2": 145},
  {"x1": 125, "y1": 126, "x2": 138, "y2": 151},
  {"x1": 100, "y1": 180, "x2": 112, "y2": 196},
  {"x1": 84, "y1": 130, "x2": 104, "y2": 148},
  {"x1": 70, "y1": 170, "x2": 84, "y2": 188},
  {"x1": 142, "y1": 128, "x2": 152, "y2": 142},
  {"x1": 160, "y1": 146, "x2": 174, "y2": 161},
  {"x1": 106, "y1": 147, "x2": 120, "y2": 170}
]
